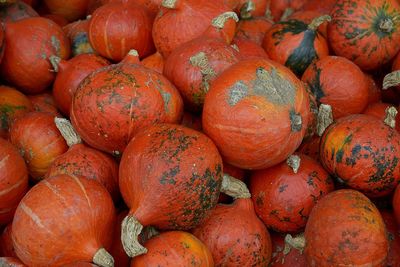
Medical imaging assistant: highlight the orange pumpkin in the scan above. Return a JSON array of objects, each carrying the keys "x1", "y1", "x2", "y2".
[
  {"x1": 266, "y1": 0, "x2": 308, "y2": 21},
  {"x1": 270, "y1": 232, "x2": 306, "y2": 267},
  {"x1": 43, "y1": 13, "x2": 69, "y2": 26},
  {"x1": 301, "y1": 0, "x2": 336, "y2": 15},
  {"x1": 63, "y1": 17, "x2": 94, "y2": 56},
  {"x1": 141, "y1": 51, "x2": 164, "y2": 74},
  {"x1": 381, "y1": 210, "x2": 400, "y2": 266},
  {"x1": 43, "y1": 0, "x2": 89, "y2": 21},
  {"x1": 0, "y1": 1, "x2": 38, "y2": 22},
  {"x1": 232, "y1": 38, "x2": 269, "y2": 60},
  {"x1": 28, "y1": 93, "x2": 61, "y2": 116}
]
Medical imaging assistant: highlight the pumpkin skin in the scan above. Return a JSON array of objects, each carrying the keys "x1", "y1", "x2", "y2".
[
  {"x1": 235, "y1": 15, "x2": 273, "y2": 46},
  {"x1": 301, "y1": 0, "x2": 337, "y2": 15},
  {"x1": 202, "y1": 58, "x2": 310, "y2": 170},
  {"x1": 180, "y1": 111, "x2": 202, "y2": 132},
  {"x1": 119, "y1": 123, "x2": 223, "y2": 231},
  {"x1": 131, "y1": 231, "x2": 213, "y2": 266},
  {"x1": 0, "y1": 257, "x2": 26, "y2": 266},
  {"x1": 328, "y1": 0, "x2": 400, "y2": 70},
  {"x1": 250, "y1": 154, "x2": 334, "y2": 232},
  {"x1": 270, "y1": 232, "x2": 307, "y2": 267},
  {"x1": 0, "y1": 86, "x2": 33, "y2": 139},
  {"x1": 28, "y1": 93, "x2": 61, "y2": 116},
  {"x1": 192, "y1": 198, "x2": 272, "y2": 266},
  {"x1": 43, "y1": 0, "x2": 89, "y2": 22},
  {"x1": 12, "y1": 174, "x2": 116, "y2": 266},
  {"x1": 262, "y1": 15, "x2": 330, "y2": 77},
  {"x1": 365, "y1": 73, "x2": 382, "y2": 104},
  {"x1": 0, "y1": 1, "x2": 38, "y2": 22},
  {"x1": 266, "y1": 0, "x2": 308, "y2": 21},
  {"x1": 380, "y1": 210, "x2": 400, "y2": 266},
  {"x1": 89, "y1": 3, "x2": 154, "y2": 61},
  {"x1": 232, "y1": 37, "x2": 269, "y2": 60},
  {"x1": 305, "y1": 189, "x2": 389, "y2": 266},
  {"x1": 52, "y1": 54, "x2": 110, "y2": 116},
  {"x1": 363, "y1": 103, "x2": 400, "y2": 132},
  {"x1": 141, "y1": 51, "x2": 164, "y2": 74},
  {"x1": 301, "y1": 56, "x2": 369, "y2": 119},
  {"x1": 9, "y1": 112, "x2": 68, "y2": 181},
  {"x1": 0, "y1": 17, "x2": 70, "y2": 94},
  {"x1": 63, "y1": 18, "x2": 95, "y2": 56},
  {"x1": 320, "y1": 114, "x2": 400, "y2": 197},
  {"x1": 393, "y1": 184, "x2": 400, "y2": 225},
  {"x1": 152, "y1": 0, "x2": 230, "y2": 58},
  {"x1": 0, "y1": 224, "x2": 18, "y2": 257},
  {"x1": 0, "y1": 138, "x2": 29, "y2": 226},
  {"x1": 71, "y1": 53, "x2": 183, "y2": 155},
  {"x1": 43, "y1": 13, "x2": 69, "y2": 26}
]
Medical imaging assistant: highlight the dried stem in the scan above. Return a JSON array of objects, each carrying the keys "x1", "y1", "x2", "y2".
[
  {"x1": 308, "y1": 15, "x2": 331, "y2": 31},
  {"x1": 379, "y1": 18, "x2": 394, "y2": 33},
  {"x1": 383, "y1": 70, "x2": 400, "y2": 89},
  {"x1": 316, "y1": 104, "x2": 333, "y2": 136},
  {"x1": 212, "y1": 11, "x2": 239, "y2": 29},
  {"x1": 384, "y1": 106, "x2": 398, "y2": 129},
  {"x1": 54, "y1": 118, "x2": 82, "y2": 147},
  {"x1": 220, "y1": 173, "x2": 251, "y2": 199},
  {"x1": 93, "y1": 248, "x2": 114, "y2": 267},
  {"x1": 283, "y1": 233, "x2": 306, "y2": 255},
  {"x1": 121, "y1": 215, "x2": 147, "y2": 257},
  {"x1": 49, "y1": 55, "x2": 61, "y2": 72},
  {"x1": 287, "y1": 155, "x2": 301, "y2": 174}
]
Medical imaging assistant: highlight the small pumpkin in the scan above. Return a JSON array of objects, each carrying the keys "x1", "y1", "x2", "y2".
[
  {"x1": 0, "y1": 257, "x2": 25, "y2": 266},
  {"x1": 0, "y1": 1, "x2": 38, "y2": 22},
  {"x1": 43, "y1": 0, "x2": 89, "y2": 22},
  {"x1": 0, "y1": 138, "x2": 29, "y2": 226},
  {"x1": 380, "y1": 210, "x2": 400, "y2": 266},
  {"x1": 51, "y1": 53, "x2": 110, "y2": 116},
  {"x1": 9, "y1": 112, "x2": 68, "y2": 181},
  {"x1": 231, "y1": 38, "x2": 269, "y2": 60},
  {"x1": 0, "y1": 224, "x2": 17, "y2": 257},
  {"x1": 235, "y1": 7, "x2": 273, "y2": 45},
  {"x1": 304, "y1": 189, "x2": 389, "y2": 266},
  {"x1": 28, "y1": 93, "x2": 61, "y2": 116},
  {"x1": 266, "y1": 0, "x2": 308, "y2": 21},
  {"x1": 328, "y1": 0, "x2": 400, "y2": 70},
  {"x1": 0, "y1": 17, "x2": 70, "y2": 94},
  {"x1": 12, "y1": 174, "x2": 116, "y2": 266},
  {"x1": 141, "y1": 51, "x2": 164, "y2": 74},
  {"x1": 63, "y1": 17, "x2": 95, "y2": 56},
  {"x1": 270, "y1": 232, "x2": 306, "y2": 267}
]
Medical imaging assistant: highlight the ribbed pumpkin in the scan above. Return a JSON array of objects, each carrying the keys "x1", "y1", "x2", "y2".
[
  {"x1": 63, "y1": 17, "x2": 94, "y2": 56},
  {"x1": 89, "y1": 2, "x2": 154, "y2": 61},
  {"x1": 152, "y1": 0, "x2": 230, "y2": 58},
  {"x1": 141, "y1": 51, "x2": 164, "y2": 74},
  {"x1": 364, "y1": 103, "x2": 400, "y2": 132},
  {"x1": 262, "y1": 14, "x2": 330, "y2": 77},
  {"x1": 164, "y1": 12, "x2": 240, "y2": 112},
  {"x1": 328, "y1": 0, "x2": 400, "y2": 70},
  {"x1": 0, "y1": 138, "x2": 28, "y2": 226},
  {"x1": 232, "y1": 37, "x2": 269, "y2": 60},
  {"x1": 301, "y1": 56, "x2": 369, "y2": 119},
  {"x1": 0, "y1": 257, "x2": 25, "y2": 266},
  {"x1": 70, "y1": 50, "x2": 183, "y2": 155},
  {"x1": 0, "y1": 224, "x2": 17, "y2": 257},
  {"x1": 130, "y1": 231, "x2": 214, "y2": 266},
  {"x1": 235, "y1": 8, "x2": 273, "y2": 45},
  {"x1": 52, "y1": 53, "x2": 110, "y2": 116},
  {"x1": 0, "y1": 17, "x2": 70, "y2": 94},
  {"x1": 28, "y1": 93, "x2": 61, "y2": 116},
  {"x1": 43, "y1": 0, "x2": 89, "y2": 21},
  {"x1": 0, "y1": 86, "x2": 33, "y2": 139},
  {"x1": 305, "y1": 189, "x2": 389, "y2": 266},
  {"x1": 12, "y1": 174, "x2": 116, "y2": 266},
  {"x1": 270, "y1": 232, "x2": 306, "y2": 267},
  {"x1": 9, "y1": 112, "x2": 68, "y2": 181},
  {"x1": 287, "y1": 10, "x2": 328, "y2": 37},
  {"x1": 0, "y1": 1, "x2": 38, "y2": 22},
  {"x1": 202, "y1": 58, "x2": 310, "y2": 170},
  {"x1": 381, "y1": 210, "x2": 400, "y2": 266},
  {"x1": 250, "y1": 154, "x2": 334, "y2": 232},
  {"x1": 320, "y1": 113, "x2": 400, "y2": 197}
]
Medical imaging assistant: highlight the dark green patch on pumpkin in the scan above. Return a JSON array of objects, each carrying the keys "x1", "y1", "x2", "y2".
[
  {"x1": 0, "y1": 104, "x2": 27, "y2": 130},
  {"x1": 306, "y1": 64, "x2": 325, "y2": 103}
]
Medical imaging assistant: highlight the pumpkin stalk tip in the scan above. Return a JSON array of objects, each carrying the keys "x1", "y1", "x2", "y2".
[
  {"x1": 280, "y1": 7, "x2": 294, "y2": 21},
  {"x1": 121, "y1": 215, "x2": 147, "y2": 258},
  {"x1": 161, "y1": 0, "x2": 177, "y2": 9},
  {"x1": 316, "y1": 104, "x2": 333, "y2": 136},
  {"x1": 212, "y1": 11, "x2": 239, "y2": 29},
  {"x1": 240, "y1": 1, "x2": 255, "y2": 19},
  {"x1": 384, "y1": 106, "x2": 398, "y2": 129},
  {"x1": 286, "y1": 155, "x2": 301, "y2": 174},
  {"x1": 93, "y1": 248, "x2": 114, "y2": 267},
  {"x1": 379, "y1": 18, "x2": 394, "y2": 33},
  {"x1": 308, "y1": 15, "x2": 331, "y2": 31},
  {"x1": 54, "y1": 117, "x2": 82, "y2": 147},
  {"x1": 221, "y1": 173, "x2": 251, "y2": 199},
  {"x1": 284, "y1": 233, "x2": 305, "y2": 255},
  {"x1": 383, "y1": 70, "x2": 400, "y2": 90},
  {"x1": 49, "y1": 55, "x2": 61, "y2": 72}
]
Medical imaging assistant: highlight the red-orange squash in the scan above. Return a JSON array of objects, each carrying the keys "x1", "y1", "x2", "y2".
[
  {"x1": 380, "y1": 210, "x2": 400, "y2": 266},
  {"x1": 305, "y1": 189, "x2": 389, "y2": 266},
  {"x1": 235, "y1": 11, "x2": 273, "y2": 45},
  {"x1": 270, "y1": 232, "x2": 306, "y2": 267},
  {"x1": 0, "y1": 17, "x2": 70, "y2": 94},
  {"x1": 202, "y1": 58, "x2": 310, "y2": 170},
  {"x1": 266, "y1": 0, "x2": 308, "y2": 21},
  {"x1": 302, "y1": 56, "x2": 369, "y2": 119},
  {"x1": 141, "y1": 51, "x2": 164, "y2": 74},
  {"x1": 0, "y1": 224, "x2": 17, "y2": 257},
  {"x1": 192, "y1": 198, "x2": 272, "y2": 266},
  {"x1": 63, "y1": 17, "x2": 94, "y2": 56},
  {"x1": 43, "y1": 13, "x2": 69, "y2": 26},
  {"x1": 0, "y1": 257, "x2": 25, "y2": 266},
  {"x1": 89, "y1": 2, "x2": 154, "y2": 61},
  {"x1": 9, "y1": 112, "x2": 68, "y2": 181},
  {"x1": 28, "y1": 93, "x2": 61, "y2": 116},
  {"x1": 232, "y1": 38, "x2": 269, "y2": 60},
  {"x1": 43, "y1": 0, "x2": 89, "y2": 21},
  {"x1": 328, "y1": 0, "x2": 400, "y2": 70},
  {"x1": 52, "y1": 53, "x2": 110, "y2": 116},
  {"x1": 0, "y1": 1, "x2": 38, "y2": 22},
  {"x1": 12, "y1": 174, "x2": 116, "y2": 266},
  {"x1": 250, "y1": 154, "x2": 334, "y2": 232},
  {"x1": 363, "y1": 103, "x2": 400, "y2": 132}
]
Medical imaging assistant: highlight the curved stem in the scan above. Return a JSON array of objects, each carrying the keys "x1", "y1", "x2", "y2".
[
  {"x1": 161, "y1": 0, "x2": 177, "y2": 8},
  {"x1": 121, "y1": 215, "x2": 147, "y2": 257},
  {"x1": 240, "y1": 0, "x2": 255, "y2": 20},
  {"x1": 286, "y1": 155, "x2": 301, "y2": 174},
  {"x1": 308, "y1": 15, "x2": 331, "y2": 31},
  {"x1": 283, "y1": 233, "x2": 305, "y2": 255},
  {"x1": 54, "y1": 117, "x2": 82, "y2": 147},
  {"x1": 212, "y1": 11, "x2": 239, "y2": 29},
  {"x1": 384, "y1": 106, "x2": 398, "y2": 129},
  {"x1": 220, "y1": 173, "x2": 251, "y2": 199},
  {"x1": 93, "y1": 248, "x2": 114, "y2": 267},
  {"x1": 379, "y1": 18, "x2": 393, "y2": 33},
  {"x1": 316, "y1": 104, "x2": 333, "y2": 136},
  {"x1": 49, "y1": 55, "x2": 61, "y2": 72},
  {"x1": 383, "y1": 70, "x2": 400, "y2": 89}
]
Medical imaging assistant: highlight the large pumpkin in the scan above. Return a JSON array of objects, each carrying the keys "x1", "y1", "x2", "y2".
[
  {"x1": 232, "y1": 37, "x2": 269, "y2": 60},
  {"x1": 328, "y1": 0, "x2": 400, "y2": 70},
  {"x1": 28, "y1": 93, "x2": 61, "y2": 116},
  {"x1": 0, "y1": 224, "x2": 17, "y2": 257},
  {"x1": 202, "y1": 58, "x2": 310, "y2": 170},
  {"x1": 43, "y1": 0, "x2": 89, "y2": 21}
]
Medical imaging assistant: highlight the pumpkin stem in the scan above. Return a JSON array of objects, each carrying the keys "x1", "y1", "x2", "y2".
[
  {"x1": 212, "y1": 11, "x2": 239, "y2": 29},
  {"x1": 231, "y1": 44, "x2": 240, "y2": 52},
  {"x1": 93, "y1": 248, "x2": 114, "y2": 267},
  {"x1": 121, "y1": 215, "x2": 147, "y2": 257},
  {"x1": 121, "y1": 49, "x2": 140, "y2": 64},
  {"x1": 49, "y1": 55, "x2": 61, "y2": 72},
  {"x1": 280, "y1": 7, "x2": 294, "y2": 21},
  {"x1": 265, "y1": 8, "x2": 273, "y2": 21},
  {"x1": 189, "y1": 52, "x2": 216, "y2": 93},
  {"x1": 283, "y1": 233, "x2": 305, "y2": 255},
  {"x1": 308, "y1": 15, "x2": 331, "y2": 31},
  {"x1": 316, "y1": 104, "x2": 333, "y2": 136},
  {"x1": 379, "y1": 18, "x2": 394, "y2": 33},
  {"x1": 383, "y1": 70, "x2": 400, "y2": 89},
  {"x1": 54, "y1": 117, "x2": 82, "y2": 147},
  {"x1": 384, "y1": 106, "x2": 398, "y2": 129},
  {"x1": 240, "y1": 1, "x2": 255, "y2": 19},
  {"x1": 161, "y1": 0, "x2": 177, "y2": 8},
  {"x1": 221, "y1": 173, "x2": 251, "y2": 199},
  {"x1": 286, "y1": 155, "x2": 301, "y2": 174},
  {"x1": 86, "y1": 15, "x2": 92, "y2": 20}
]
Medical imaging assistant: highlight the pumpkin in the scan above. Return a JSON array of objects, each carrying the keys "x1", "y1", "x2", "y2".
[
  {"x1": 43, "y1": 14, "x2": 69, "y2": 26},
  {"x1": 262, "y1": 14, "x2": 330, "y2": 77},
  {"x1": 164, "y1": 12, "x2": 240, "y2": 112},
  {"x1": 202, "y1": 58, "x2": 310, "y2": 170},
  {"x1": 250, "y1": 154, "x2": 334, "y2": 232},
  {"x1": 89, "y1": 2, "x2": 154, "y2": 61},
  {"x1": 381, "y1": 210, "x2": 400, "y2": 266},
  {"x1": 235, "y1": 9, "x2": 273, "y2": 45},
  {"x1": 28, "y1": 93, "x2": 61, "y2": 116},
  {"x1": 236, "y1": 0, "x2": 268, "y2": 18},
  {"x1": 301, "y1": 0, "x2": 337, "y2": 15},
  {"x1": 46, "y1": 118, "x2": 120, "y2": 202},
  {"x1": 0, "y1": 17, "x2": 70, "y2": 94},
  {"x1": 301, "y1": 56, "x2": 369, "y2": 119},
  {"x1": 231, "y1": 38, "x2": 269, "y2": 60},
  {"x1": 63, "y1": 263, "x2": 98, "y2": 267},
  {"x1": 71, "y1": 50, "x2": 183, "y2": 155},
  {"x1": 270, "y1": 232, "x2": 306, "y2": 267},
  {"x1": 180, "y1": 111, "x2": 203, "y2": 131},
  {"x1": 365, "y1": 73, "x2": 382, "y2": 105},
  {"x1": 141, "y1": 51, "x2": 164, "y2": 74},
  {"x1": 0, "y1": 85, "x2": 33, "y2": 139},
  {"x1": 51, "y1": 53, "x2": 110, "y2": 116},
  {"x1": 266, "y1": 0, "x2": 308, "y2": 21},
  {"x1": 0, "y1": 224, "x2": 17, "y2": 257},
  {"x1": 9, "y1": 112, "x2": 68, "y2": 181},
  {"x1": 304, "y1": 189, "x2": 388, "y2": 266},
  {"x1": 320, "y1": 113, "x2": 400, "y2": 197},
  {"x1": 152, "y1": 0, "x2": 230, "y2": 58},
  {"x1": 87, "y1": 0, "x2": 109, "y2": 14},
  {"x1": 109, "y1": 210, "x2": 130, "y2": 267},
  {"x1": 0, "y1": 138, "x2": 29, "y2": 226},
  {"x1": 131, "y1": 231, "x2": 213, "y2": 266},
  {"x1": 43, "y1": 0, "x2": 89, "y2": 21},
  {"x1": 63, "y1": 17, "x2": 95, "y2": 56},
  {"x1": 328, "y1": 0, "x2": 400, "y2": 70},
  {"x1": 286, "y1": 10, "x2": 328, "y2": 37},
  {"x1": 12, "y1": 174, "x2": 116, "y2": 266},
  {"x1": 0, "y1": 1, "x2": 38, "y2": 22},
  {"x1": 364, "y1": 103, "x2": 400, "y2": 132},
  {"x1": 297, "y1": 135, "x2": 321, "y2": 162},
  {"x1": 0, "y1": 257, "x2": 25, "y2": 266},
  {"x1": 393, "y1": 184, "x2": 400, "y2": 225}
]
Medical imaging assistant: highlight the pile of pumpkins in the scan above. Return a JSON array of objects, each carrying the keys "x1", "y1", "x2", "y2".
[{"x1": 1, "y1": 0, "x2": 400, "y2": 266}]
